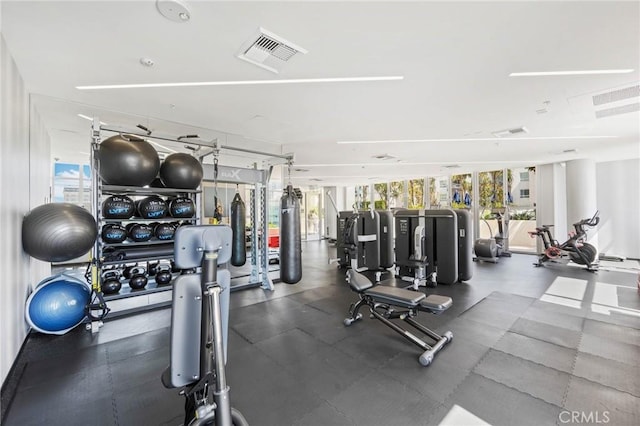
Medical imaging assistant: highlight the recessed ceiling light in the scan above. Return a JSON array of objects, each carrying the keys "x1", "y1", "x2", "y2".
[
  {"x1": 336, "y1": 135, "x2": 617, "y2": 144},
  {"x1": 510, "y1": 69, "x2": 633, "y2": 77},
  {"x1": 75, "y1": 76, "x2": 404, "y2": 90}
]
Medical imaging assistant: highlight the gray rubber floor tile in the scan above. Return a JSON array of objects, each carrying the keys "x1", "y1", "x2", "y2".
[
  {"x1": 583, "y1": 319, "x2": 640, "y2": 347},
  {"x1": 438, "y1": 317, "x2": 507, "y2": 348},
  {"x1": 442, "y1": 373, "x2": 562, "y2": 426},
  {"x1": 510, "y1": 317, "x2": 582, "y2": 349},
  {"x1": 484, "y1": 292, "x2": 537, "y2": 314},
  {"x1": 473, "y1": 349, "x2": 570, "y2": 406},
  {"x1": 579, "y1": 333, "x2": 640, "y2": 367},
  {"x1": 327, "y1": 371, "x2": 440, "y2": 426},
  {"x1": 564, "y1": 376, "x2": 640, "y2": 426},
  {"x1": 494, "y1": 331, "x2": 577, "y2": 373},
  {"x1": 114, "y1": 376, "x2": 184, "y2": 426},
  {"x1": 522, "y1": 305, "x2": 585, "y2": 331},
  {"x1": 586, "y1": 310, "x2": 640, "y2": 330},
  {"x1": 380, "y1": 352, "x2": 471, "y2": 404},
  {"x1": 458, "y1": 304, "x2": 520, "y2": 330},
  {"x1": 255, "y1": 327, "x2": 333, "y2": 367},
  {"x1": 530, "y1": 299, "x2": 590, "y2": 318},
  {"x1": 293, "y1": 401, "x2": 356, "y2": 426},
  {"x1": 573, "y1": 352, "x2": 640, "y2": 397}
]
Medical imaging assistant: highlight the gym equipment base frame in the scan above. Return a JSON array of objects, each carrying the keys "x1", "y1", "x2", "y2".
[{"x1": 344, "y1": 269, "x2": 453, "y2": 366}]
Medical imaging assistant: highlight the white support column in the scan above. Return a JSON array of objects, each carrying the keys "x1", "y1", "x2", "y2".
[
  {"x1": 566, "y1": 159, "x2": 598, "y2": 248},
  {"x1": 536, "y1": 163, "x2": 567, "y2": 252},
  {"x1": 472, "y1": 171, "x2": 480, "y2": 241}
]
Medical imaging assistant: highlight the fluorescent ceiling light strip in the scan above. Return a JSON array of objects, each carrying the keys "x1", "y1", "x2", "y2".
[
  {"x1": 76, "y1": 76, "x2": 404, "y2": 90},
  {"x1": 296, "y1": 160, "x2": 537, "y2": 167},
  {"x1": 336, "y1": 135, "x2": 617, "y2": 144},
  {"x1": 77, "y1": 114, "x2": 107, "y2": 125},
  {"x1": 510, "y1": 69, "x2": 633, "y2": 77}
]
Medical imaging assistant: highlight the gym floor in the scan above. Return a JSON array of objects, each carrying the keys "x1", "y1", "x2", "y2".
[{"x1": 2, "y1": 241, "x2": 639, "y2": 426}]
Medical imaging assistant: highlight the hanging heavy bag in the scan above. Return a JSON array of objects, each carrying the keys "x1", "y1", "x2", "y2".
[
  {"x1": 279, "y1": 185, "x2": 302, "y2": 284},
  {"x1": 230, "y1": 192, "x2": 246, "y2": 266}
]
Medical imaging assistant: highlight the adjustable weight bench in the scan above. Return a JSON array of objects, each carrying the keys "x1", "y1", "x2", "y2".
[{"x1": 344, "y1": 269, "x2": 453, "y2": 366}]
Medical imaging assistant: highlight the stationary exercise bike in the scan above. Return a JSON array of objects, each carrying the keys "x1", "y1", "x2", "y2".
[
  {"x1": 162, "y1": 225, "x2": 248, "y2": 426},
  {"x1": 529, "y1": 211, "x2": 600, "y2": 272},
  {"x1": 474, "y1": 209, "x2": 512, "y2": 263}
]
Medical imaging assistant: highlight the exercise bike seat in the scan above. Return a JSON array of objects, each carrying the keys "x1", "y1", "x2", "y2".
[{"x1": 161, "y1": 367, "x2": 176, "y2": 389}]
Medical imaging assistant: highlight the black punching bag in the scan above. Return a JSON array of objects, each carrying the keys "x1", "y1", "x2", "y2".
[
  {"x1": 230, "y1": 193, "x2": 246, "y2": 266},
  {"x1": 280, "y1": 185, "x2": 302, "y2": 284}
]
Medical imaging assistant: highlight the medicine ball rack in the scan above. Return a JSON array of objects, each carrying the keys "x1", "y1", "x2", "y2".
[{"x1": 88, "y1": 118, "x2": 294, "y2": 326}]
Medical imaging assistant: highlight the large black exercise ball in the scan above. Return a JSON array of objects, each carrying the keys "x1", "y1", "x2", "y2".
[
  {"x1": 97, "y1": 134, "x2": 160, "y2": 186},
  {"x1": 25, "y1": 274, "x2": 90, "y2": 335},
  {"x1": 159, "y1": 153, "x2": 203, "y2": 189},
  {"x1": 22, "y1": 203, "x2": 97, "y2": 262},
  {"x1": 102, "y1": 195, "x2": 135, "y2": 219}
]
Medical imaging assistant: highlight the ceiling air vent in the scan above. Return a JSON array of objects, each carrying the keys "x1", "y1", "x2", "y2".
[
  {"x1": 372, "y1": 154, "x2": 395, "y2": 160},
  {"x1": 595, "y1": 102, "x2": 640, "y2": 119},
  {"x1": 592, "y1": 85, "x2": 639, "y2": 106},
  {"x1": 237, "y1": 28, "x2": 308, "y2": 73},
  {"x1": 492, "y1": 126, "x2": 529, "y2": 138},
  {"x1": 443, "y1": 164, "x2": 461, "y2": 169}
]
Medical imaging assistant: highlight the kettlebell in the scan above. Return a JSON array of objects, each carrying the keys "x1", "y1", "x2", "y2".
[
  {"x1": 102, "y1": 270, "x2": 122, "y2": 295},
  {"x1": 122, "y1": 265, "x2": 136, "y2": 280},
  {"x1": 147, "y1": 261, "x2": 159, "y2": 277},
  {"x1": 128, "y1": 266, "x2": 148, "y2": 290},
  {"x1": 155, "y1": 265, "x2": 172, "y2": 286}
]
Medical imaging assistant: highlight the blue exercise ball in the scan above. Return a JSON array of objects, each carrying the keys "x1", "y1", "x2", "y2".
[{"x1": 25, "y1": 275, "x2": 90, "y2": 335}]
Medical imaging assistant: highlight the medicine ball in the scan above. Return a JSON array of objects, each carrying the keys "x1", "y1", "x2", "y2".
[
  {"x1": 22, "y1": 203, "x2": 97, "y2": 262},
  {"x1": 97, "y1": 135, "x2": 160, "y2": 187},
  {"x1": 154, "y1": 223, "x2": 176, "y2": 241},
  {"x1": 137, "y1": 196, "x2": 167, "y2": 219},
  {"x1": 126, "y1": 223, "x2": 153, "y2": 242},
  {"x1": 159, "y1": 153, "x2": 203, "y2": 189},
  {"x1": 101, "y1": 195, "x2": 135, "y2": 219},
  {"x1": 101, "y1": 224, "x2": 127, "y2": 244},
  {"x1": 169, "y1": 197, "x2": 195, "y2": 218}
]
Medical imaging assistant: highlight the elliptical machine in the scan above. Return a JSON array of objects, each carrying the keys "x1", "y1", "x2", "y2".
[
  {"x1": 161, "y1": 225, "x2": 248, "y2": 426},
  {"x1": 474, "y1": 208, "x2": 512, "y2": 263},
  {"x1": 529, "y1": 211, "x2": 600, "y2": 272}
]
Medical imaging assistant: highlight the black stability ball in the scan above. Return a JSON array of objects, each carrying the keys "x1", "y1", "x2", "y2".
[
  {"x1": 159, "y1": 153, "x2": 203, "y2": 189},
  {"x1": 97, "y1": 135, "x2": 160, "y2": 187},
  {"x1": 22, "y1": 203, "x2": 97, "y2": 262}
]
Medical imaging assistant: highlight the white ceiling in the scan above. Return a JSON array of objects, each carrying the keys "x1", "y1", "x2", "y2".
[{"x1": 2, "y1": 0, "x2": 639, "y2": 186}]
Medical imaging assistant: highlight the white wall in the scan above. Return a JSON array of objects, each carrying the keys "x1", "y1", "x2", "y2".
[
  {"x1": 596, "y1": 158, "x2": 640, "y2": 259},
  {"x1": 1, "y1": 33, "x2": 31, "y2": 384},
  {"x1": 0, "y1": 34, "x2": 51, "y2": 385}
]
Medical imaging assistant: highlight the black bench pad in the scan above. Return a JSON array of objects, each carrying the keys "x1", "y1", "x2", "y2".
[
  {"x1": 365, "y1": 286, "x2": 426, "y2": 308},
  {"x1": 420, "y1": 295, "x2": 452, "y2": 312}
]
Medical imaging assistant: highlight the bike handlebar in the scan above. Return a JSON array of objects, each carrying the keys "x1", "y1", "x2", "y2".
[{"x1": 576, "y1": 210, "x2": 599, "y2": 227}]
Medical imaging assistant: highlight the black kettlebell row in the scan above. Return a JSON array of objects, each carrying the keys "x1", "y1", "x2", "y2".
[
  {"x1": 102, "y1": 194, "x2": 195, "y2": 220},
  {"x1": 101, "y1": 222, "x2": 187, "y2": 243},
  {"x1": 101, "y1": 262, "x2": 174, "y2": 295}
]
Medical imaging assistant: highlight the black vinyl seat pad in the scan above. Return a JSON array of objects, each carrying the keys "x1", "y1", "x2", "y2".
[{"x1": 365, "y1": 286, "x2": 452, "y2": 313}]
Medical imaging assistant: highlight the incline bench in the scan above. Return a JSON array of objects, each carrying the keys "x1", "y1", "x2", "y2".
[{"x1": 344, "y1": 269, "x2": 453, "y2": 366}]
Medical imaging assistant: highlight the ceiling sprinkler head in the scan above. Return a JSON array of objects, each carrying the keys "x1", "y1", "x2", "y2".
[{"x1": 140, "y1": 58, "x2": 155, "y2": 67}]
